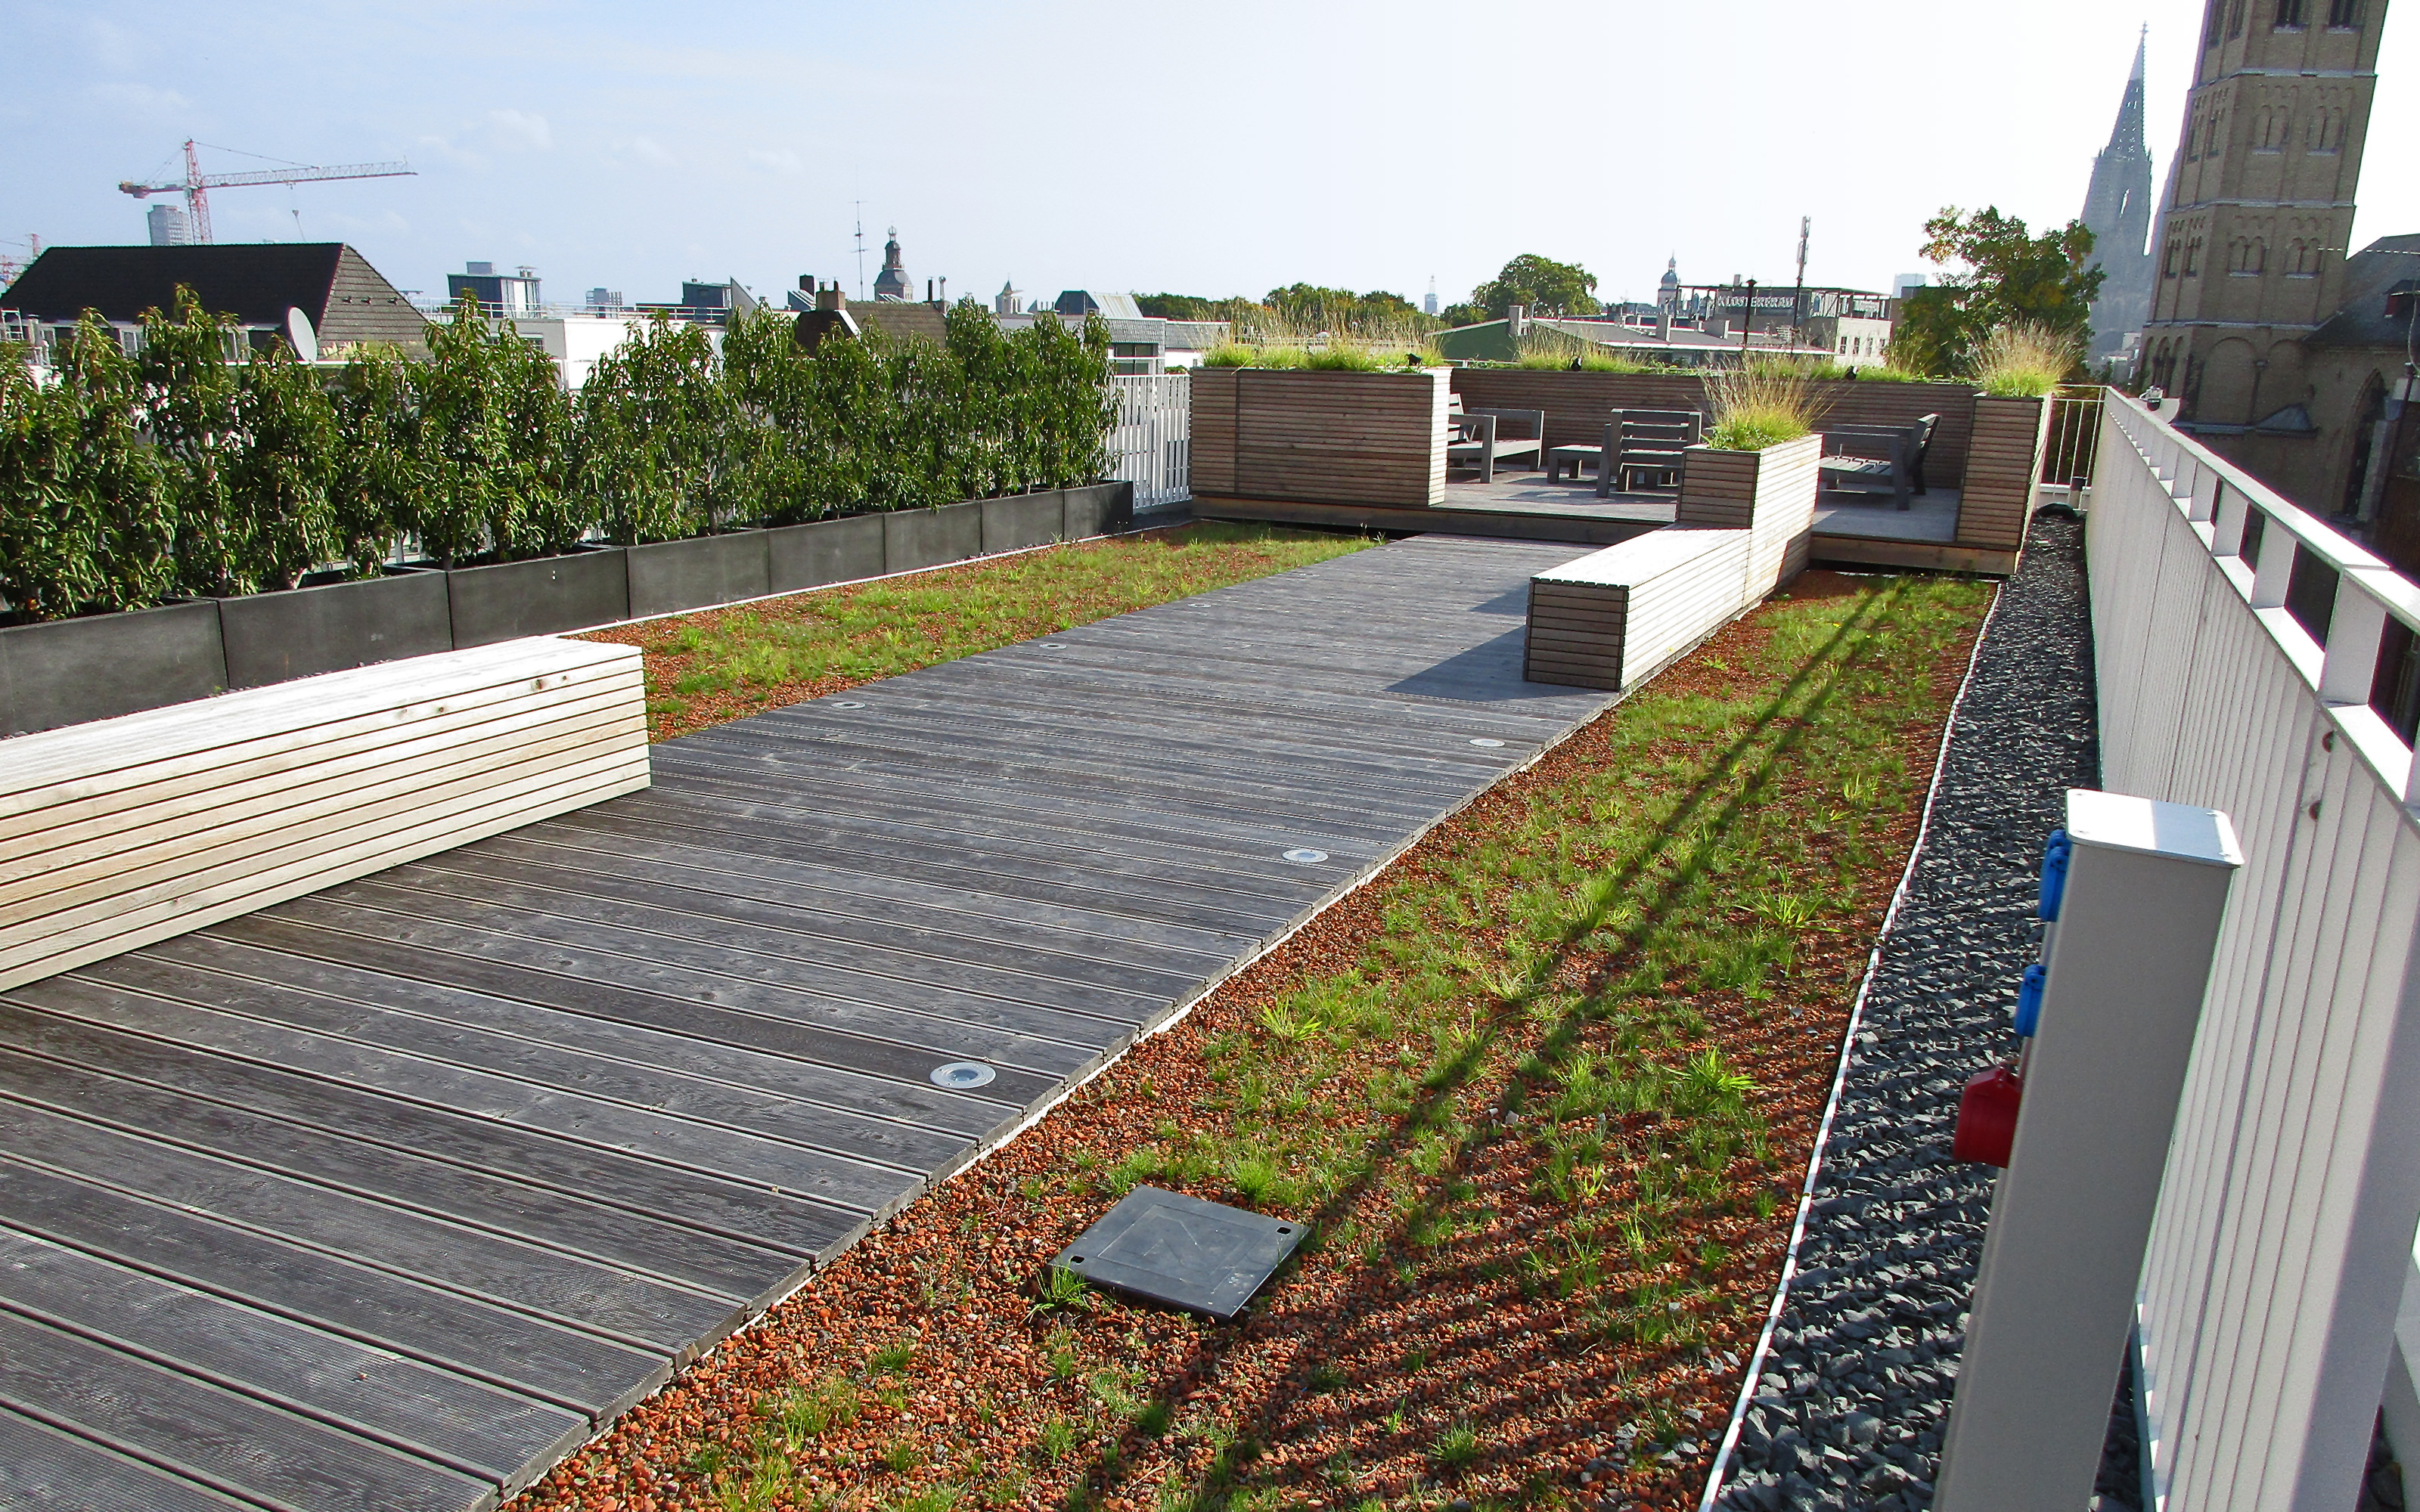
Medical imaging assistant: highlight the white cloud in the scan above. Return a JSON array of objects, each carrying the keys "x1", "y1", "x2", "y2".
[
  {"x1": 489, "y1": 109, "x2": 552, "y2": 151},
  {"x1": 746, "y1": 147, "x2": 804, "y2": 175},
  {"x1": 631, "y1": 135, "x2": 676, "y2": 166}
]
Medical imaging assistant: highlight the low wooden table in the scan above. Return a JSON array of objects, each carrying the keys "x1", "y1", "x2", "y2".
[{"x1": 1546, "y1": 445, "x2": 1604, "y2": 483}]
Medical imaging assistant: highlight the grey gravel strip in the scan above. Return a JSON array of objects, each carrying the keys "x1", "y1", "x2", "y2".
[{"x1": 1703, "y1": 513, "x2": 2102, "y2": 1512}]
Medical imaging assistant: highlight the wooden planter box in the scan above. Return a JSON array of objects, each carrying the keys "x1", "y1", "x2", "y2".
[
  {"x1": 1677, "y1": 432, "x2": 1823, "y2": 600},
  {"x1": 1190, "y1": 367, "x2": 1450, "y2": 508},
  {"x1": 1958, "y1": 394, "x2": 2055, "y2": 554},
  {"x1": 1525, "y1": 530, "x2": 1754, "y2": 692}
]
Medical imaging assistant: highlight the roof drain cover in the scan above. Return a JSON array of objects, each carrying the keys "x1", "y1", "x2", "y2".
[
  {"x1": 930, "y1": 1061, "x2": 997, "y2": 1090},
  {"x1": 1281, "y1": 847, "x2": 1327, "y2": 865},
  {"x1": 1049, "y1": 1186, "x2": 1305, "y2": 1320}
]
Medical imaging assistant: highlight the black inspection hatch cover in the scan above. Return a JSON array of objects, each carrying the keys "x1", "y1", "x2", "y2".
[{"x1": 1050, "y1": 1186, "x2": 1304, "y2": 1320}]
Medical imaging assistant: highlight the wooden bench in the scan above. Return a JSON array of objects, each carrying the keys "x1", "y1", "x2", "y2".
[
  {"x1": 1819, "y1": 413, "x2": 1939, "y2": 510},
  {"x1": 1524, "y1": 529, "x2": 1753, "y2": 692},
  {"x1": 0, "y1": 637, "x2": 650, "y2": 991},
  {"x1": 1540, "y1": 410, "x2": 1705, "y2": 496}
]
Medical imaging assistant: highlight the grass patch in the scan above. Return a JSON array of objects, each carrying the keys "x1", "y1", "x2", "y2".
[
  {"x1": 585, "y1": 522, "x2": 1377, "y2": 739},
  {"x1": 1704, "y1": 363, "x2": 1824, "y2": 450},
  {"x1": 1972, "y1": 321, "x2": 2078, "y2": 398}
]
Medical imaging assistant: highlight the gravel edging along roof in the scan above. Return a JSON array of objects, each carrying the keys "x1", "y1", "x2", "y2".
[{"x1": 1702, "y1": 512, "x2": 2102, "y2": 1512}]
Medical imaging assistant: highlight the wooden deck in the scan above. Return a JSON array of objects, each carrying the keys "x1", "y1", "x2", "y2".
[{"x1": 0, "y1": 536, "x2": 1616, "y2": 1512}]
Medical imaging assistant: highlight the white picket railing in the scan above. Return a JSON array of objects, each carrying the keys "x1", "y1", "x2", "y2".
[
  {"x1": 2090, "y1": 389, "x2": 2420, "y2": 1510},
  {"x1": 1107, "y1": 373, "x2": 1190, "y2": 510}
]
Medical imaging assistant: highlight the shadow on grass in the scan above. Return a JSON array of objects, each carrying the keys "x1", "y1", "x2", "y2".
[{"x1": 1046, "y1": 581, "x2": 1944, "y2": 1510}]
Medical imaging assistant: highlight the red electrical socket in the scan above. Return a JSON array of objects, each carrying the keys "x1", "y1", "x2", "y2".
[{"x1": 1953, "y1": 1063, "x2": 2024, "y2": 1167}]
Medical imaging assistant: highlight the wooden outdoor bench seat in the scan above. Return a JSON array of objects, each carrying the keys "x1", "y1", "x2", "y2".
[
  {"x1": 0, "y1": 637, "x2": 650, "y2": 990},
  {"x1": 1819, "y1": 413, "x2": 1939, "y2": 510},
  {"x1": 1524, "y1": 528, "x2": 1753, "y2": 692},
  {"x1": 1447, "y1": 407, "x2": 1547, "y2": 483}
]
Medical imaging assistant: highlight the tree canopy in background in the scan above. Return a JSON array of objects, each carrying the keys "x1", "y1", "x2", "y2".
[
  {"x1": 1471, "y1": 255, "x2": 1600, "y2": 321},
  {"x1": 1136, "y1": 287, "x2": 1430, "y2": 338},
  {"x1": 1892, "y1": 207, "x2": 2103, "y2": 378}
]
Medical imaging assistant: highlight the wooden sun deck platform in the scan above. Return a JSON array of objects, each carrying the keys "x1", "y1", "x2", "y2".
[{"x1": 0, "y1": 536, "x2": 1617, "y2": 1512}]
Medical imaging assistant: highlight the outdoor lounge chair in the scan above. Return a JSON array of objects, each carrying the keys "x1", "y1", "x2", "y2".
[
  {"x1": 1544, "y1": 410, "x2": 1705, "y2": 496},
  {"x1": 1818, "y1": 413, "x2": 1939, "y2": 510},
  {"x1": 1448, "y1": 407, "x2": 1547, "y2": 483}
]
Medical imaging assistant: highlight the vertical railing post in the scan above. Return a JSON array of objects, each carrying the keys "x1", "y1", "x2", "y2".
[
  {"x1": 2250, "y1": 516, "x2": 2297, "y2": 609},
  {"x1": 2321, "y1": 575, "x2": 2390, "y2": 707},
  {"x1": 2213, "y1": 482, "x2": 2250, "y2": 557},
  {"x1": 1934, "y1": 791, "x2": 2243, "y2": 1512}
]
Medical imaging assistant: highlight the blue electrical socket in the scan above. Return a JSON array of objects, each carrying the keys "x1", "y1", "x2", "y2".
[
  {"x1": 2039, "y1": 829, "x2": 2071, "y2": 922},
  {"x1": 2015, "y1": 962, "x2": 2046, "y2": 1036}
]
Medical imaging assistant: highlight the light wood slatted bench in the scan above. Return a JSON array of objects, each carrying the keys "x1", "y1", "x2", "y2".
[
  {"x1": 0, "y1": 637, "x2": 649, "y2": 991},
  {"x1": 1523, "y1": 529, "x2": 1753, "y2": 692}
]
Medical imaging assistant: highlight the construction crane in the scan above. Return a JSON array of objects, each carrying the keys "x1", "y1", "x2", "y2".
[{"x1": 117, "y1": 141, "x2": 415, "y2": 245}]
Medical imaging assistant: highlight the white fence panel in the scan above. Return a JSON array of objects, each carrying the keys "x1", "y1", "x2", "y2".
[
  {"x1": 2089, "y1": 391, "x2": 2420, "y2": 1511},
  {"x1": 1107, "y1": 373, "x2": 1190, "y2": 510}
]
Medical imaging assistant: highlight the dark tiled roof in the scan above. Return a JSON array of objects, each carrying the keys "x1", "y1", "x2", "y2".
[
  {"x1": 2310, "y1": 234, "x2": 2420, "y2": 350},
  {"x1": 0, "y1": 243, "x2": 427, "y2": 355},
  {"x1": 851, "y1": 302, "x2": 948, "y2": 346}
]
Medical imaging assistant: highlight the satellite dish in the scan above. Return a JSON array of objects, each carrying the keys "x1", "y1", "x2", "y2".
[{"x1": 284, "y1": 307, "x2": 318, "y2": 363}]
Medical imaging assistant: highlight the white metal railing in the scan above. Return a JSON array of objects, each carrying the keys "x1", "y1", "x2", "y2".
[
  {"x1": 1107, "y1": 372, "x2": 1190, "y2": 510},
  {"x1": 2090, "y1": 389, "x2": 2420, "y2": 1510}
]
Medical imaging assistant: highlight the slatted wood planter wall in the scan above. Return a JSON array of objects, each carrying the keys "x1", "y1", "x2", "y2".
[
  {"x1": 1677, "y1": 435, "x2": 1823, "y2": 601},
  {"x1": 1959, "y1": 394, "x2": 2055, "y2": 553},
  {"x1": 0, "y1": 637, "x2": 649, "y2": 991},
  {"x1": 1525, "y1": 530, "x2": 1754, "y2": 691},
  {"x1": 1186, "y1": 367, "x2": 1449, "y2": 507},
  {"x1": 1450, "y1": 368, "x2": 1981, "y2": 487}
]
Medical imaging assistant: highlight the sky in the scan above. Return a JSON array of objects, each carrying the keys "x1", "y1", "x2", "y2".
[{"x1": 4, "y1": 0, "x2": 2413, "y2": 312}]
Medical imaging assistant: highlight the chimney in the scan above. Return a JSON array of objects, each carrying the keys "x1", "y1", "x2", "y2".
[
  {"x1": 939, "y1": 277, "x2": 947, "y2": 306},
  {"x1": 799, "y1": 274, "x2": 814, "y2": 292},
  {"x1": 818, "y1": 281, "x2": 846, "y2": 312},
  {"x1": 1657, "y1": 308, "x2": 1671, "y2": 340},
  {"x1": 1508, "y1": 304, "x2": 1527, "y2": 339}
]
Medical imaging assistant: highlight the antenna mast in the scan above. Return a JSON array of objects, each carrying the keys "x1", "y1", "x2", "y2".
[
  {"x1": 854, "y1": 203, "x2": 867, "y2": 301},
  {"x1": 1792, "y1": 215, "x2": 1811, "y2": 344}
]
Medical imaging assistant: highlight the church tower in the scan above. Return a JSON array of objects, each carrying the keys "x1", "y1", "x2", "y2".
[
  {"x1": 2080, "y1": 30, "x2": 2156, "y2": 358},
  {"x1": 2141, "y1": 0, "x2": 2387, "y2": 424}
]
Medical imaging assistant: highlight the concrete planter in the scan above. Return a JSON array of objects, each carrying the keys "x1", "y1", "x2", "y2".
[
  {"x1": 1063, "y1": 481, "x2": 1135, "y2": 538},
  {"x1": 218, "y1": 570, "x2": 454, "y2": 691},
  {"x1": 981, "y1": 491, "x2": 1067, "y2": 556},
  {"x1": 883, "y1": 500, "x2": 984, "y2": 574},
  {"x1": 768, "y1": 513, "x2": 886, "y2": 593},
  {"x1": 0, "y1": 600, "x2": 228, "y2": 737},
  {"x1": 1958, "y1": 394, "x2": 2055, "y2": 555},
  {"x1": 1678, "y1": 432, "x2": 1823, "y2": 598},
  {"x1": 445, "y1": 547, "x2": 631, "y2": 649},
  {"x1": 1190, "y1": 367, "x2": 1451, "y2": 508},
  {"x1": 626, "y1": 530, "x2": 773, "y2": 619}
]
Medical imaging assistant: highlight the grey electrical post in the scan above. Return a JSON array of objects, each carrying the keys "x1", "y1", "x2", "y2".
[{"x1": 1934, "y1": 789, "x2": 2243, "y2": 1512}]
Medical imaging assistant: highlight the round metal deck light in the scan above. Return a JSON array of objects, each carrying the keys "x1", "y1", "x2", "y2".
[
  {"x1": 1039, "y1": 642, "x2": 1069, "y2": 649},
  {"x1": 833, "y1": 700, "x2": 866, "y2": 709},
  {"x1": 1469, "y1": 738, "x2": 1505, "y2": 748},
  {"x1": 1282, "y1": 847, "x2": 1328, "y2": 865},
  {"x1": 930, "y1": 1061, "x2": 997, "y2": 1089}
]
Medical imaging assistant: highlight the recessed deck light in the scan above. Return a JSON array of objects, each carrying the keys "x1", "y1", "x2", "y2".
[
  {"x1": 1469, "y1": 738, "x2": 1506, "y2": 748},
  {"x1": 930, "y1": 1061, "x2": 997, "y2": 1089},
  {"x1": 1282, "y1": 848, "x2": 1328, "y2": 865}
]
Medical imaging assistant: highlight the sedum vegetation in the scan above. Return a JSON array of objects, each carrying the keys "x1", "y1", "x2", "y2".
[{"x1": 0, "y1": 290, "x2": 1116, "y2": 620}]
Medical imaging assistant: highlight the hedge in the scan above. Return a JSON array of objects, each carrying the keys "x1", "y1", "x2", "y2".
[{"x1": 0, "y1": 289, "x2": 1118, "y2": 622}]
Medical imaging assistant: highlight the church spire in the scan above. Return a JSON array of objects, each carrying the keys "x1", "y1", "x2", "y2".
[{"x1": 2107, "y1": 24, "x2": 2149, "y2": 157}]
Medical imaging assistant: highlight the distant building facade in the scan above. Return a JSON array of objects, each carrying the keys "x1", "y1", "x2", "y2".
[
  {"x1": 2142, "y1": 0, "x2": 2395, "y2": 519},
  {"x1": 145, "y1": 204, "x2": 194, "y2": 247},
  {"x1": 446, "y1": 261, "x2": 541, "y2": 316},
  {"x1": 0, "y1": 242, "x2": 427, "y2": 358},
  {"x1": 2080, "y1": 32, "x2": 2157, "y2": 359}
]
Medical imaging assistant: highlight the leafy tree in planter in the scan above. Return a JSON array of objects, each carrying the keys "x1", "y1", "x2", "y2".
[
  {"x1": 578, "y1": 314, "x2": 739, "y2": 544},
  {"x1": 222, "y1": 346, "x2": 342, "y2": 592},
  {"x1": 327, "y1": 345, "x2": 425, "y2": 569},
  {"x1": 137, "y1": 289, "x2": 249, "y2": 595},
  {"x1": 0, "y1": 315, "x2": 175, "y2": 620},
  {"x1": 405, "y1": 298, "x2": 575, "y2": 565}
]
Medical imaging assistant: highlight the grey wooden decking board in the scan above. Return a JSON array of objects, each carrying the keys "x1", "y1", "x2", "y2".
[
  {"x1": 253, "y1": 897, "x2": 1142, "y2": 1059},
  {"x1": 464, "y1": 831, "x2": 1256, "y2": 960},
  {"x1": 570, "y1": 799, "x2": 1311, "y2": 934},
  {"x1": 0, "y1": 1228, "x2": 588, "y2": 1488},
  {"x1": 0, "y1": 1001, "x2": 861, "y2": 1262},
  {"x1": 0, "y1": 1097, "x2": 734, "y2": 1354},
  {"x1": 214, "y1": 912, "x2": 1109, "y2": 1080},
  {"x1": 647, "y1": 763, "x2": 1402, "y2": 875},
  {"x1": 98, "y1": 940, "x2": 1010, "y2": 1140},
  {"x1": 379, "y1": 857, "x2": 1212, "y2": 1002},
  {"x1": 1, "y1": 1405, "x2": 265, "y2": 1512},
  {"x1": 312, "y1": 879, "x2": 1173, "y2": 1029},
  {"x1": 0, "y1": 1158, "x2": 669, "y2": 1418},
  {"x1": 197, "y1": 915, "x2": 1081, "y2": 1098},
  {"x1": 407, "y1": 847, "x2": 1239, "y2": 986},
  {"x1": 0, "y1": 1052, "x2": 802, "y2": 1303},
  {"x1": 9, "y1": 976, "x2": 922, "y2": 1223},
  {"x1": 0, "y1": 1306, "x2": 513, "y2": 1512},
  {"x1": 0, "y1": 534, "x2": 1625, "y2": 1512},
  {"x1": 64, "y1": 951, "x2": 966, "y2": 1182}
]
